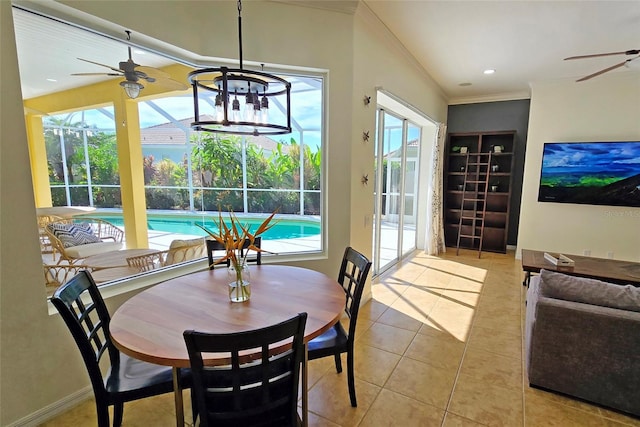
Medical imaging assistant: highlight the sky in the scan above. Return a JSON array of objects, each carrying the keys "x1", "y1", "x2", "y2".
[{"x1": 542, "y1": 141, "x2": 640, "y2": 174}]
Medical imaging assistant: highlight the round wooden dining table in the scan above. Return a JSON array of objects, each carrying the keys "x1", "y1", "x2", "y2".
[{"x1": 110, "y1": 265, "x2": 345, "y2": 427}]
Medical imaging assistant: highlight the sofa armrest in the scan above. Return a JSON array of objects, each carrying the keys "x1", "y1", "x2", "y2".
[{"x1": 527, "y1": 295, "x2": 640, "y2": 416}]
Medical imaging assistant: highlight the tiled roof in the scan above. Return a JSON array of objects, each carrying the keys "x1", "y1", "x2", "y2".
[{"x1": 140, "y1": 116, "x2": 289, "y2": 153}]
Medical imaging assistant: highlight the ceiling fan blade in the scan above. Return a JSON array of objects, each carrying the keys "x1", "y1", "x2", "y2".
[
  {"x1": 71, "y1": 72, "x2": 123, "y2": 77},
  {"x1": 77, "y1": 57, "x2": 124, "y2": 73},
  {"x1": 565, "y1": 49, "x2": 639, "y2": 60},
  {"x1": 576, "y1": 61, "x2": 627, "y2": 82},
  {"x1": 136, "y1": 66, "x2": 171, "y2": 79},
  {"x1": 153, "y1": 76, "x2": 189, "y2": 91}
]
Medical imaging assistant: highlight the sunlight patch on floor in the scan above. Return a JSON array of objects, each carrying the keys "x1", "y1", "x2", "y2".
[{"x1": 373, "y1": 253, "x2": 488, "y2": 343}]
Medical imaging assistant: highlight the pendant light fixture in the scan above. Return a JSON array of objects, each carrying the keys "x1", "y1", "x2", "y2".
[
  {"x1": 120, "y1": 80, "x2": 144, "y2": 99},
  {"x1": 188, "y1": 0, "x2": 292, "y2": 136}
]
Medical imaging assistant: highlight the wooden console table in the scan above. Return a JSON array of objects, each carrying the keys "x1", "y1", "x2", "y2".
[{"x1": 521, "y1": 249, "x2": 640, "y2": 287}]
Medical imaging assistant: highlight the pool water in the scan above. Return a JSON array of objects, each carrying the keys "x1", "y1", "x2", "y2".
[{"x1": 80, "y1": 213, "x2": 321, "y2": 240}]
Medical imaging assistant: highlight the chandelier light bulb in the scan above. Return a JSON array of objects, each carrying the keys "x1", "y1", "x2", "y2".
[
  {"x1": 231, "y1": 92, "x2": 241, "y2": 122},
  {"x1": 253, "y1": 90, "x2": 261, "y2": 110},
  {"x1": 244, "y1": 105, "x2": 254, "y2": 122}
]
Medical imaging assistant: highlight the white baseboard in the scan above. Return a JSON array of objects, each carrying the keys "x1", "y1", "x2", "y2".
[{"x1": 6, "y1": 387, "x2": 92, "y2": 427}]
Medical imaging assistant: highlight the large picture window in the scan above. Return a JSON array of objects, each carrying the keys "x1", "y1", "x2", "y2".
[{"x1": 40, "y1": 76, "x2": 323, "y2": 289}]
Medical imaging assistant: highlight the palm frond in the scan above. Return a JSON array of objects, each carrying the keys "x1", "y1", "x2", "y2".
[{"x1": 201, "y1": 209, "x2": 279, "y2": 266}]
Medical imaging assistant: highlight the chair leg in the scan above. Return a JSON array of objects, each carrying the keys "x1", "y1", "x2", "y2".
[
  {"x1": 191, "y1": 390, "x2": 198, "y2": 426},
  {"x1": 113, "y1": 402, "x2": 124, "y2": 427},
  {"x1": 96, "y1": 403, "x2": 111, "y2": 427},
  {"x1": 333, "y1": 353, "x2": 343, "y2": 373},
  {"x1": 347, "y1": 350, "x2": 357, "y2": 407}
]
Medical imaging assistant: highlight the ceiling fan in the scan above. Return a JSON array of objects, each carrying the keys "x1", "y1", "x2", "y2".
[
  {"x1": 564, "y1": 49, "x2": 640, "y2": 82},
  {"x1": 71, "y1": 31, "x2": 187, "y2": 99}
]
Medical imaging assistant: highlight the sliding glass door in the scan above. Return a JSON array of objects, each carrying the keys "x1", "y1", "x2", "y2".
[{"x1": 373, "y1": 110, "x2": 421, "y2": 275}]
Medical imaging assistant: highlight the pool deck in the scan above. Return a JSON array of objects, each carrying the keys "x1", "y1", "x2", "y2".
[{"x1": 146, "y1": 229, "x2": 321, "y2": 254}]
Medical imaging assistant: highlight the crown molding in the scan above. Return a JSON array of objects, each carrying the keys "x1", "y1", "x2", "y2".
[
  {"x1": 269, "y1": 0, "x2": 358, "y2": 14},
  {"x1": 448, "y1": 91, "x2": 531, "y2": 105}
]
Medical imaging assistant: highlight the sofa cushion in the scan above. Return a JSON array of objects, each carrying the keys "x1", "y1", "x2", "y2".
[
  {"x1": 48, "y1": 222, "x2": 101, "y2": 248},
  {"x1": 65, "y1": 241, "x2": 123, "y2": 259},
  {"x1": 165, "y1": 238, "x2": 205, "y2": 265},
  {"x1": 539, "y1": 269, "x2": 640, "y2": 313}
]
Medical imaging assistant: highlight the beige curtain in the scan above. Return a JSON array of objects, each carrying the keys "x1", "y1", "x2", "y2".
[{"x1": 425, "y1": 123, "x2": 447, "y2": 255}]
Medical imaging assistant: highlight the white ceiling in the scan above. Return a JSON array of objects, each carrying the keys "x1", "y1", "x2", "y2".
[
  {"x1": 13, "y1": 6, "x2": 174, "y2": 100},
  {"x1": 13, "y1": 1, "x2": 640, "y2": 104},
  {"x1": 363, "y1": 0, "x2": 640, "y2": 103}
]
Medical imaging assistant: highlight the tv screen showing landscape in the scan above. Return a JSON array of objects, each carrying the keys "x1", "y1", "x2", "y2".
[{"x1": 538, "y1": 141, "x2": 640, "y2": 207}]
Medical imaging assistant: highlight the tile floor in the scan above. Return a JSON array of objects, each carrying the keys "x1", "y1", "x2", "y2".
[{"x1": 40, "y1": 249, "x2": 640, "y2": 426}]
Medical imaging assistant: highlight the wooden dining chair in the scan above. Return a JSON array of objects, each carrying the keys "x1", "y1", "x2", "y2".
[
  {"x1": 184, "y1": 312, "x2": 307, "y2": 427},
  {"x1": 51, "y1": 270, "x2": 192, "y2": 427},
  {"x1": 307, "y1": 246, "x2": 372, "y2": 407},
  {"x1": 206, "y1": 236, "x2": 262, "y2": 270}
]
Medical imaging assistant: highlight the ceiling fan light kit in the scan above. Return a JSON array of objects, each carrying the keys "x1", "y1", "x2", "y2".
[
  {"x1": 120, "y1": 80, "x2": 143, "y2": 99},
  {"x1": 188, "y1": 0, "x2": 292, "y2": 136},
  {"x1": 72, "y1": 30, "x2": 187, "y2": 99}
]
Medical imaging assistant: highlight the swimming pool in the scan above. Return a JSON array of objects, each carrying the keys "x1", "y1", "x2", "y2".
[{"x1": 79, "y1": 213, "x2": 321, "y2": 240}]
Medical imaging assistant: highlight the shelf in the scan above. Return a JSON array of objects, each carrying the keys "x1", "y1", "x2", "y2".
[{"x1": 444, "y1": 131, "x2": 516, "y2": 255}]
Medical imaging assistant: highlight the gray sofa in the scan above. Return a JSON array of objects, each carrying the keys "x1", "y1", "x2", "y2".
[{"x1": 525, "y1": 269, "x2": 640, "y2": 417}]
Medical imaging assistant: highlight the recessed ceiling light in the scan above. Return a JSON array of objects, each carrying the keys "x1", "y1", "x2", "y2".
[
  {"x1": 46, "y1": 78, "x2": 57, "y2": 82},
  {"x1": 459, "y1": 82, "x2": 472, "y2": 87},
  {"x1": 483, "y1": 69, "x2": 496, "y2": 75}
]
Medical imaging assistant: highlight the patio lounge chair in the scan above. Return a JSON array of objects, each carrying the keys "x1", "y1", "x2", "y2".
[
  {"x1": 127, "y1": 237, "x2": 206, "y2": 271},
  {"x1": 43, "y1": 263, "x2": 92, "y2": 289},
  {"x1": 45, "y1": 218, "x2": 124, "y2": 264},
  {"x1": 37, "y1": 214, "x2": 63, "y2": 255}
]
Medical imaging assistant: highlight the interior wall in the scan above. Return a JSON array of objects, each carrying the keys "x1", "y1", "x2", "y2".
[
  {"x1": 517, "y1": 73, "x2": 640, "y2": 261},
  {"x1": 352, "y1": 3, "x2": 447, "y2": 294},
  {"x1": 447, "y1": 99, "x2": 530, "y2": 246},
  {"x1": 0, "y1": 1, "x2": 59, "y2": 423}
]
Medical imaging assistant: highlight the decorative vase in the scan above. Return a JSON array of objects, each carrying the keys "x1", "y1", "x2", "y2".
[{"x1": 228, "y1": 261, "x2": 251, "y2": 302}]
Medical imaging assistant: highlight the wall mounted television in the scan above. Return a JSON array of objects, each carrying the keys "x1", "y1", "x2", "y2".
[{"x1": 538, "y1": 141, "x2": 640, "y2": 208}]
